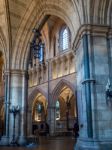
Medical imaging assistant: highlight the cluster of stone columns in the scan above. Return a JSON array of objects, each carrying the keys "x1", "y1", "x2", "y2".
[
  {"x1": 75, "y1": 25, "x2": 112, "y2": 150},
  {"x1": 0, "y1": 70, "x2": 28, "y2": 145},
  {"x1": 0, "y1": 25, "x2": 112, "y2": 150}
]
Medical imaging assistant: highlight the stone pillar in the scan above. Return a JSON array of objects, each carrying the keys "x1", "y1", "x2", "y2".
[
  {"x1": 0, "y1": 70, "x2": 10, "y2": 145},
  {"x1": 82, "y1": 34, "x2": 93, "y2": 137},
  {"x1": 1, "y1": 70, "x2": 28, "y2": 146},
  {"x1": 108, "y1": 30, "x2": 112, "y2": 81},
  {"x1": 27, "y1": 108, "x2": 32, "y2": 136},
  {"x1": 49, "y1": 106, "x2": 56, "y2": 136},
  {"x1": 75, "y1": 31, "x2": 100, "y2": 150},
  {"x1": 18, "y1": 70, "x2": 28, "y2": 145},
  {"x1": 46, "y1": 61, "x2": 52, "y2": 132},
  {"x1": 48, "y1": 60, "x2": 52, "y2": 80},
  {"x1": 75, "y1": 25, "x2": 112, "y2": 150}
]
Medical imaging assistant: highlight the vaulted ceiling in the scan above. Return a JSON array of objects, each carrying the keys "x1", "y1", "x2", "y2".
[{"x1": 0, "y1": 0, "x2": 111, "y2": 70}]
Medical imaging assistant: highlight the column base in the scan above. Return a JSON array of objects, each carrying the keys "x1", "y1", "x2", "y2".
[
  {"x1": 0, "y1": 136, "x2": 10, "y2": 146},
  {"x1": 75, "y1": 138, "x2": 112, "y2": 150},
  {"x1": 18, "y1": 136, "x2": 27, "y2": 146}
]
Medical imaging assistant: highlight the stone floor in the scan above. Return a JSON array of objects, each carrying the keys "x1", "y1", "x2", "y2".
[{"x1": 0, "y1": 136, "x2": 75, "y2": 150}]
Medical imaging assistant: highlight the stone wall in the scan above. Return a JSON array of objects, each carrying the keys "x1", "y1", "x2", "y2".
[
  {"x1": 92, "y1": 34, "x2": 112, "y2": 139},
  {"x1": 75, "y1": 25, "x2": 112, "y2": 150},
  {"x1": 75, "y1": 39, "x2": 87, "y2": 138}
]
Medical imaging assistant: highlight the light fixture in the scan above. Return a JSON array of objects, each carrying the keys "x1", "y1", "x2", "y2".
[{"x1": 29, "y1": 29, "x2": 45, "y2": 67}]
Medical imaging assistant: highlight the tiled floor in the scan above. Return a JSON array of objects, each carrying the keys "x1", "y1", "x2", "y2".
[{"x1": 0, "y1": 136, "x2": 75, "y2": 150}]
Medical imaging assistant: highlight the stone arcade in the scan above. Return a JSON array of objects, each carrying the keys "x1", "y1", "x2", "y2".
[{"x1": 0, "y1": 0, "x2": 112, "y2": 150}]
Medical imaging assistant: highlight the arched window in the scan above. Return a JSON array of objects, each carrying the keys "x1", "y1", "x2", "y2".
[
  {"x1": 56, "y1": 100, "x2": 60, "y2": 120},
  {"x1": 37, "y1": 103, "x2": 42, "y2": 114},
  {"x1": 35, "y1": 102, "x2": 44, "y2": 121},
  {"x1": 59, "y1": 26, "x2": 70, "y2": 51},
  {"x1": 39, "y1": 43, "x2": 44, "y2": 62}
]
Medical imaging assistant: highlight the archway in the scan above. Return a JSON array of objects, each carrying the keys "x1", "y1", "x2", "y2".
[
  {"x1": 7, "y1": 0, "x2": 80, "y2": 145},
  {"x1": 51, "y1": 80, "x2": 77, "y2": 136},
  {"x1": 26, "y1": 13, "x2": 77, "y2": 137},
  {"x1": 32, "y1": 92, "x2": 48, "y2": 135},
  {"x1": 56, "y1": 86, "x2": 77, "y2": 135},
  {"x1": 11, "y1": 0, "x2": 80, "y2": 70}
]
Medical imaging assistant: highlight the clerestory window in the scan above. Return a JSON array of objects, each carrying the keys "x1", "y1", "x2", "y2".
[{"x1": 59, "y1": 26, "x2": 71, "y2": 51}]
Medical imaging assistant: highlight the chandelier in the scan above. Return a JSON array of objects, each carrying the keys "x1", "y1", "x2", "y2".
[{"x1": 29, "y1": 29, "x2": 45, "y2": 67}]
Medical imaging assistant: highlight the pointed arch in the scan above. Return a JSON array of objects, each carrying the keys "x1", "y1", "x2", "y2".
[
  {"x1": 51, "y1": 79, "x2": 76, "y2": 106},
  {"x1": 0, "y1": 27, "x2": 8, "y2": 69},
  {"x1": 106, "y1": 0, "x2": 112, "y2": 25},
  {"x1": 11, "y1": 0, "x2": 81, "y2": 70},
  {"x1": 90, "y1": 0, "x2": 112, "y2": 25},
  {"x1": 28, "y1": 87, "x2": 48, "y2": 106}
]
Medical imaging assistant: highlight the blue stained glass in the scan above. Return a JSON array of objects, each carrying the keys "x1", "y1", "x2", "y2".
[
  {"x1": 39, "y1": 43, "x2": 44, "y2": 62},
  {"x1": 56, "y1": 101, "x2": 60, "y2": 110},
  {"x1": 62, "y1": 28, "x2": 68, "y2": 50},
  {"x1": 37, "y1": 104, "x2": 42, "y2": 113}
]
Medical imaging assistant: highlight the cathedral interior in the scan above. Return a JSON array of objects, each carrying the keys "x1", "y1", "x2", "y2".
[{"x1": 0, "y1": 0, "x2": 112, "y2": 150}]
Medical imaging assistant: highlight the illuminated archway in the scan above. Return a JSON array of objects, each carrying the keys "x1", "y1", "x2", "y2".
[
  {"x1": 52, "y1": 79, "x2": 77, "y2": 135},
  {"x1": 32, "y1": 92, "x2": 47, "y2": 123}
]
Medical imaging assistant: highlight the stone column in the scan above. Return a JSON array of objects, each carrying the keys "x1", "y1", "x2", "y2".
[
  {"x1": 49, "y1": 106, "x2": 56, "y2": 136},
  {"x1": 108, "y1": 30, "x2": 112, "y2": 81},
  {"x1": 18, "y1": 70, "x2": 28, "y2": 145},
  {"x1": 8, "y1": 70, "x2": 28, "y2": 145},
  {"x1": 27, "y1": 108, "x2": 32, "y2": 136},
  {"x1": 75, "y1": 32, "x2": 98, "y2": 150},
  {"x1": 82, "y1": 34, "x2": 93, "y2": 137},
  {"x1": 46, "y1": 61, "x2": 52, "y2": 132},
  {"x1": 0, "y1": 70, "x2": 10, "y2": 145},
  {"x1": 48, "y1": 60, "x2": 52, "y2": 80},
  {"x1": 75, "y1": 25, "x2": 112, "y2": 150}
]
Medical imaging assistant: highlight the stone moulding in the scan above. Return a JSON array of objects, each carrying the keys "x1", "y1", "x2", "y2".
[
  {"x1": 81, "y1": 79, "x2": 96, "y2": 84},
  {"x1": 73, "y1": 24, "x2": 112, "y2": 53}
]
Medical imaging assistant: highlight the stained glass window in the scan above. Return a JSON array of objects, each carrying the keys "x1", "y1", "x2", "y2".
[
  {"x1": 59, "y1": 26, "x2": 70, "y2": 51},
  {"x1": 56, "y1": 100, "x2": 60, "y2": 120}
]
